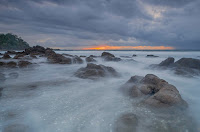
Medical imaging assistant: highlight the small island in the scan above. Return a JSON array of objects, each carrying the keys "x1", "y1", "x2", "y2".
[{"x1": 0, "y1": 33, "x2": 30, "y2": 50}]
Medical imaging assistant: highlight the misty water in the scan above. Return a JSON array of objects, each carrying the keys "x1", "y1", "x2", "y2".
[{"x1": 1, "y1": 50, "x2": 200, "y2": 132}]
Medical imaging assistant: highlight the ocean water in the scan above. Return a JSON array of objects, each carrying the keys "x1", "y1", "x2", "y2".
[{"x1": 0, "y1": 50, "x2": 200, "y2": 132}]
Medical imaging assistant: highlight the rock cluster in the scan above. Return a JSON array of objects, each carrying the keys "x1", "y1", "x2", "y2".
[
  {"x1": 75, "y1": 63, "x2": 118, "y2": 80},
  {"x1": 154, "y1": 57, "x2": 200, "y2": 76},
  {"x1": 122, "y1": 74, "x2": 187, "y2": 108},
  {"x1": 0, "y1": 61, "x2": 32, "y2": 68}
]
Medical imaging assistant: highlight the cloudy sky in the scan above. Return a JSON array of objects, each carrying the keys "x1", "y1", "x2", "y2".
[{"x1": 0, "y1": 0, "x2": 200, "y2": 50}]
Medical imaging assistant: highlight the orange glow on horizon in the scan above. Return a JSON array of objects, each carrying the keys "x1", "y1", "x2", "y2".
[{"x1": 82, "y1": 45, "x2": 175, "y2": 50}]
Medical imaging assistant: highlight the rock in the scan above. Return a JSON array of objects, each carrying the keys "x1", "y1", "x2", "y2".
[
  {"x1": 85, "y1": 56, "x2": 97, "y2": 62},
  {"x1": 47, "y1": 53, "x2": 72, "y2": 64},
  {"x1": 18, "y1": 61, "x2": 32, "y2": 68},
  {"x1": 158, "y1": 57, "x2": 175, "y2": 67},
  {"x1": 174, "y1": 58, "x2": 200, "y2": 70},
  {"x1": 2, "y1": 53, "x2": 11, "y2": 59},
  {"x1": 146, "y1": 55, "x2": 159, "y2": 57},
  {"x1": 101, "y1": 52, "x2": 115, "y2": 57},
  {"x1": 101, "y1": 52, "x2": 121, "y2": 62},
  {"x1": 0, "y1": 61, "x2": 6, "y2": 67},
  {"x1": 80, "y1": 55, "x2": 86, "y2": 57},
  {"x1": 89, "y1": 55, "x2": 98, "y2": 58},
  {"x1": 13, "y1": 54, "x2": 26, "y2": 59},
  {"x1": 0, "y1": 73, "x2": 6, "y2": 82},
  {"x1": 114, "y1": 113, "x2": 138, "y2": 132},
  {"x1": 75, "y1": 63, "x2": 118, "y2": 80},
  {"x1": 25, "y1": 45, "x2": 46, "y2": 55},
  {"x1": 120, "y1": 56, "x2": 132, "y2": 58},
  {"x1": 3, "y1": 124, "x2": 30, "y2": 132},
  {"x1": 6, "y1": 61, "x2": 17, "y2": 68},
  {"x1": 132, "y1": 54, "x2": 137, "y2": 57},
  {"x1": 122, "y1": 74, "x2": 187, "y2": 108},
  {"x1": 154, "y1": 58, "x2": 200, "y2": 76},
  {"x1": 45, "y1": 48, "x2": 55, "y2": 56},
  {"x1": 8, "y1": 72, "x2": 19, "y2": 79},
  {"x1": 72, "y1": 56, "x2": 83, "y2": 64},
  {"x1": 62, "y1": 54, "x2": 74, "y2": 57},
  {"x1": 5, "y1": 51, "x2": 17, "y2": 54},
  {"x1": 30, "y1": 53, "x2": 37, "y2": 59}
]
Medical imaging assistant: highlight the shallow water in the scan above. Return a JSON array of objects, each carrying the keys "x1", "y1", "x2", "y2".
[{"x1": 0, "y1": 51, "x2": 200, "y2": 132}]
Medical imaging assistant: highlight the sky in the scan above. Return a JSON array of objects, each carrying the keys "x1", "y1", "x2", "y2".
[{"x1": 0, "y1": 0, "x2": 200, "y2": 50}]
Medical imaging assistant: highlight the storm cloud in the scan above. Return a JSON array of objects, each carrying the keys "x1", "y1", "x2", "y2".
[{"x1": 0, "y1": 0, "x2": 199, "y2": 49}]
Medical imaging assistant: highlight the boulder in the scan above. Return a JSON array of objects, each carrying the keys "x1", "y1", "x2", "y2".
[
  {"x1": 72, "y1": 56, "x2": 83, "y2": 64},
  {"x1": 114, "y1": 113, "x2": 138, "y2": 132},
  {"x1": 47, "y1": 53, "x2": 72, "y2": 64},
  {"x1": 146, "y1": 55, "x2": 159, "y2": 57},
  {"x1": 6, "y1": 61, "x2": 17, "y2": 68},
  {"x1": 5, "y1": 51, "x2": 17, "y2": 54},
  {"x1": 101, "y1": 52, "x2": 121, "y2": 62},
  {"x1": 75, "y1": 63, "x2": 118, "y2": 80},
  {"x1": 158, "y1": 57, "x2": 175, "y2": 67},
  {"x1": 18, "y1": 61, "x2": 32, "y2": 68},
  {"x1": 174, "y1": 58, "x2": 200, "y2": 70},
  {"x1": 122, "y1": 74, "x2": 187, "y2": 108},
  {"x1": 25, "y1": 45, "x2": 46, "y2": 55},
  {"x1": 2, "y1": 54, "x2": 11, "y2": 59},
  {"x1": 85, "y1": 56, "x2": 97, "y2": 62},
  {"x1": 0, "y1": 61, "x2": 6, "y2": 67},
  {"x1": 13, "y1": 54, "x2": 26, "y2": 59}
]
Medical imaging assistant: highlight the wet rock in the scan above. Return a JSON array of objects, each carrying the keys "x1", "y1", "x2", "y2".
[
  {"x1": 72, "y1": 56, "x2": 83, "y2": 64},
  {"x1": 154, "y1": 58, "x2": 200, "y2": 76},
  {"x1": 5, "y1": 51, "x2": 17, "y2": 54},
  {"x1": 3, "y1": 124, "x2": 30, "y2": 132},
  {"x1": 47, "y1": 53, "x2": 72, "y2": 64},
  {"x1": 6, "y1": 61, "x2": 17, "y2": 68},
  {"x1": 25, "y1": 45, "x2": 46, "y2": 55},
  {"x1": 8, "y1": 72, "x2": 19, "y2": 79},
  {"x1": 18, "y1": 61, "x2": 32, "y2": 68},
  {"x1": 132, "y1": 54, "x2": 137, "y2": 57},
  {"x1": 101, "y1": 52, "x2": 121, "y2": 62},
  {"x1": 2, "y1": 53, "x2": 11, "y2": 59},
  {"x1": 122, "y1": 74, "x2": 187, "y2": 108},
  {"x1": 85, "y1": 56, "x2": 97, "y2": 62},
  {"x1": 0, "y1": 61, "x2": 6, "y2": 67},
  {"x1": 75, "y1": 63, "x2": 118, "y2": 80},
  {"x1": 146, "y1": 55, "x2": 159, "y2": 57},
  {"x1": 114, "y1": 113, "x2": 138, "y2": 132},
  {"x1": 0, "y1": 73, "x2": 6, "y2": 82},
  {"x1": 13, "y1": 54, "x2": 26, "y2": 59}
]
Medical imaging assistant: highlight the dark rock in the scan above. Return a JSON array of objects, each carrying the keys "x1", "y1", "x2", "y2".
[
  {"x1": 25, "y1": 45, "x2": 46, "y2": 55},
  {"x1": 6, "y1": 61, "x2": 17, "y2": 68},
  {"x1": 122, "y1": 74, "x2": 187, "y2": 108},
  {"x1": 159, "y1": 57, "x2": 175, "y2": 67},
  {"x1": 101, "y1": 52, "x2": 115, "y2": 57},
  {"x1": 0, "y1": 61, "x2": 6, "y2": 67},
  {"x1": 80, "y1": 55, "x2": 86, "y2": 57},
  {"x1": 18, "y1": 61, "x2": 32, "y2": 68},
  {"x1": 0, "y1": 73, "x2": 6, "y2": 82},
  {"x1": 174, "y1": 58, "x2": 200, "y2": 70},
  {"x1": 114, "y1": 113, "x2": 138, "y2": 132},
  {"x1": 30, "y1": 53, "x2": 37, "y2": 59},
  {"x1": 2, "y1": 54, "x2": 11, "y2": 59},
  {"x1": 45, "y1": 48, "x2": 56, "y2": 56},
  {"x1": 47, "y1": 53, "x2": 72, "y2": 64},
  {"x1": 85, "y1": 57, "x2": 97, "y2": 62},
  {"x1": 13, "y1": 54, "x2": 25, "y2": 59},
  {"x1": 0, "y1": 87, "x2": 3, "y2": 97},
  {"x1": 132, "y1": 54, "x2": 137, "y2": 57},
  {"x1": 5, "y1": 51, "x2": 17, "y2": 54},
  {"x1": 101, "y1": 52, "x2": 121, "y2": 61},
  {"x1": 89, "y1": 55, "x2": 98, "y2": 58},
  {"x1": 72, "y1": 56, "x2": 83, "y2": 64},
  {"x1": 146, "y1": 55, "x2": 159, "y2": 57},
  {"x1": 75, "y1": 63, "x2": 118, "y2": 80}
]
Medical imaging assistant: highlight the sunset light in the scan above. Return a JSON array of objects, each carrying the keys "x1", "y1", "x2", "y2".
[{"x1": 82, "y1": 45, "x2": 175, "y2": 50}]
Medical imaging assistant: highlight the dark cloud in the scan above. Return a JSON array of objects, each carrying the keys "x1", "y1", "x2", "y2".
[{"x1": 0, "y1": 0, "x2": 200, "y2": 49}]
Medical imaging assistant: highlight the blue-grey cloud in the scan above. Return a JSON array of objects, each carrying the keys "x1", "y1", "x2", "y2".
[{"x1": 0, "y1": 0, "x2": 199, "y2": 49}]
